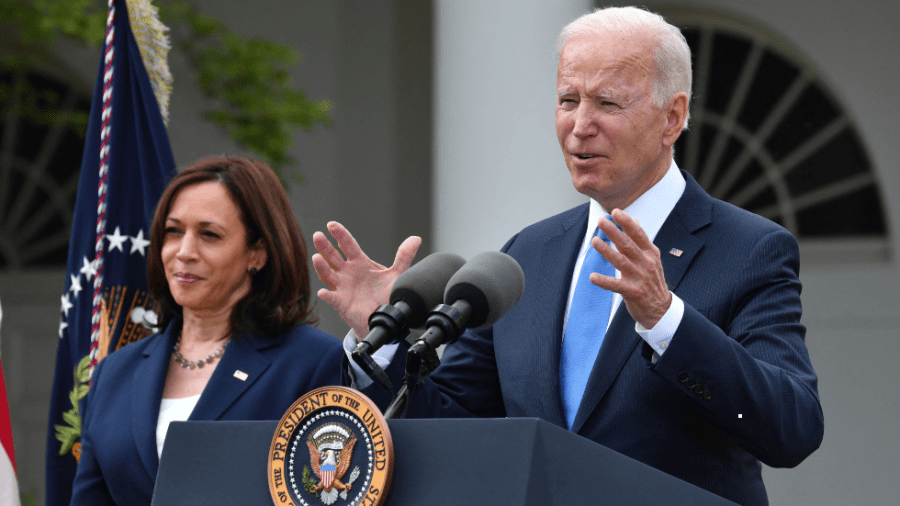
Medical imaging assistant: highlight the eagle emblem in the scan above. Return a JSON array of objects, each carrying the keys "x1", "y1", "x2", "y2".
[
  {"x1": 306, "y1": 423, "x2": 359, "y2": 505},
  {"x1": 268, "y1": 388, "x2": 392, "y2": 506}
]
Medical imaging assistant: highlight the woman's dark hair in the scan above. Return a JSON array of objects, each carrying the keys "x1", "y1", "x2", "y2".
[{"x1": 146, "y1": 156, "x2": 316, "y2": 336}]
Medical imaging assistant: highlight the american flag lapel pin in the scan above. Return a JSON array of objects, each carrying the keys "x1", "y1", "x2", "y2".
[
  {"x1": 669, "y1": 248, "x2": 683, "y2": 258},
  {"x1": 234, "y1": 370, "x2": 249, "y2": 381}
]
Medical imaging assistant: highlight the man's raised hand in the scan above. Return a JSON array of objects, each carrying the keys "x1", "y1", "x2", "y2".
[{"x1": 312, "y1": 221, "x2": 422, "y2": 338}]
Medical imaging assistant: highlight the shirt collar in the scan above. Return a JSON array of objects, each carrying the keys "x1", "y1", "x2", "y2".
[{"x1": 586, "y1": 160, "x2": 686, "y2": 243}]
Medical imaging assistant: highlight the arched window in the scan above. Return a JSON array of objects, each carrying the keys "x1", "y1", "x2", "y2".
[
  {"x1": 659, "y1": 8, "x2": 888, "y2": 257},
  {"x1": 0, "y1": 68, "x2": 90, "y2": 270}
]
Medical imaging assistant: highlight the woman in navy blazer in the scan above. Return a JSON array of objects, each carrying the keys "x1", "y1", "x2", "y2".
[{"x1": 70, "y1": 157, "x2": 344, "y2": 505}]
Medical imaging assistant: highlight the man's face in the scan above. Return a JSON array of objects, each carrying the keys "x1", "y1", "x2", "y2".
[{"x1": 555, "y1": 31, "x2": 675, "y2": 211}]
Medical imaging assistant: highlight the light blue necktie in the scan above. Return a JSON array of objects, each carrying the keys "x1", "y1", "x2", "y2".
[{"x1": 560, "y1": 222, "x2": 616, "y2": 429}]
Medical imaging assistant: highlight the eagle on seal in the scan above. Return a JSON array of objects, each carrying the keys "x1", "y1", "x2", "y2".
[{"x1": 307, "y1": 434, "x2": 357, "y2": 494}]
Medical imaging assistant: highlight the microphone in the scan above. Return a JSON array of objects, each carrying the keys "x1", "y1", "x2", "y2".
[
  {"x1": 352, "y1": 252, "x2": 466, "y2": 378},
  {"x1": 408, "y1": 251, "x2": 525, "y2": 359}
]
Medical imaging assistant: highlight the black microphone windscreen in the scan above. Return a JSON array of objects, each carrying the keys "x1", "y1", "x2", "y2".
[
  {"x1": 390, "y1": 252, "x2": 466, "y2": 327},
  {"x1": 444, "y1": 251, "x2": 525, "y2": 329}
]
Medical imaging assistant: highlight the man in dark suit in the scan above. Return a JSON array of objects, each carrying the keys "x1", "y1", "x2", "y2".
[{"x1": 312, "y1": 6, "x2": 823, "y2": 505}]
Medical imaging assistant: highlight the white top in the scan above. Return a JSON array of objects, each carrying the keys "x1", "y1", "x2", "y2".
[{"x1": 156, "y1": 395, "x2": 201, "y2": 459}]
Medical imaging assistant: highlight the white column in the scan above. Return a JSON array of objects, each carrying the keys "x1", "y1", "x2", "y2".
[{"x1": 434, "y1": 0, "x2": 593, "y2": 259}]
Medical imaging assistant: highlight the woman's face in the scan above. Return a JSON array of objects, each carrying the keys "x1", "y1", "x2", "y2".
[{"x1": 161, "y1": 182, "x2": 265, "y2": 317}]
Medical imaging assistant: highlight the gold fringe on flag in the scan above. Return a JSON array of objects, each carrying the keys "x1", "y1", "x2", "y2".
[{"x1": 125, "y1": 0, "x2": 173, "y2": 124}]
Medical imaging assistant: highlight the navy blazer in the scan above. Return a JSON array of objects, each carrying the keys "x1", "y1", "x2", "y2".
[
  {"x1": 369, "y1": 171, "x2": 823, "y2": 506},
  {"x1": 71, "y1": 320, "x2": 344, "y2": 506}
]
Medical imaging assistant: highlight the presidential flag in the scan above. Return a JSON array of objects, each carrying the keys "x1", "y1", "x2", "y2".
[
  {"x1": 45, "y1": 1, "x2": 175, "y2": 504},
  {"x1": 1, "y1": 299, "x2": 23, "y2": 506}
]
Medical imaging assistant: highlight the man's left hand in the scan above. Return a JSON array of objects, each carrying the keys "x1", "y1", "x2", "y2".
[{"x1": 591, "y1": 208, "x2": 672, "y2": 329}]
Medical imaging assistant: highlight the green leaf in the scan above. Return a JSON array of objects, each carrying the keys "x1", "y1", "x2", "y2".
[
  {"x1": 67, "y1": 388, "x2": 79, "y2": 408},
  {"x1": 74, "y1": 384, "x2": 90, "y2": 401},
  {"x1": 61, "y1": 409, "x2": 81, "y2": 431},
  {"x1": 54, "y1": 424, "x2": 79, "y2": 455},
  {"x1": 76, "y1": 355, "x2": 92, "y2": 382},
  {"x1": 3, "y1": 0, "x2": 330, "y2": 186},
  {"x1": 161, "y1": 0, "x2": 330, "y2": 183}
]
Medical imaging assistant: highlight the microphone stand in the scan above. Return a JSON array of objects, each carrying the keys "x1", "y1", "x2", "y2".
[
  {"x1": 352, "y1": 304, "x2": 412, "y2": 392},
  {"x1": 384, "y1": 302, "x2": 472, "y2": 419}
]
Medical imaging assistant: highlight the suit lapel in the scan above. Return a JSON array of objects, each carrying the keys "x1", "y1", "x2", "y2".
[
  {"x1": 530, "y1": 204, "x2": 589, "y2": 428},
  {"x1": 571, "y1": 171, "x2": 711, "y2": 433},
  {"x1": 131, "y1": 326, "x2": 177, "y2": 481},
  {"x1": 189, "y1": 331, "x2": 273, "y2": 421},
  {"x1": 655, "y1": 173, "x2": 711, "y2": 292}
]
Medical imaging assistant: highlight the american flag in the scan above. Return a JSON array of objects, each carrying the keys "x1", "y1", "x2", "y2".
[{"x1": 1, "y1": 299, "x2": 22, "y2": 506}]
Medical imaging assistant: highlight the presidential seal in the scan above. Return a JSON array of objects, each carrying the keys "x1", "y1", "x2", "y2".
[{"x1": 268, "y1": 387, "x2": 393, "y2": 506}]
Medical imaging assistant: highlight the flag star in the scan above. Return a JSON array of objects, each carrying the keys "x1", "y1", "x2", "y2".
[
  {"x1": 69, "y1": 274, "x2": 83, "y2": 297},
  {"x1": 106, "y1": 226, "x2": 129, "y2": 252},
  {"x1": 61, "y1": 293, "x2": 74, "y2": 316},
  {"x1": 59, "y1": 320, "x2": 68, "y2": 338},
  {"x1": 80, "y1": 257, "x2": 98, "y2": 281},
  {"x1": 130, "y1": 229, "x2": 151, "y2": 256}
]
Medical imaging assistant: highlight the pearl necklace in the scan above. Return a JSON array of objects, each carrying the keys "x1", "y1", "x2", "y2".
[{"x1": 172, "y1": 334, "x2": 231, "y2": 369}]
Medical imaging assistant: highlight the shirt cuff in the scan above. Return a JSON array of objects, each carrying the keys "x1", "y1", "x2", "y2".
[
  {"x1": 343, "y1": 330, "x2": 400, "y2": 389},
  {"x1": 635, "y1": 292, "x2": 684, "y2": 357}
]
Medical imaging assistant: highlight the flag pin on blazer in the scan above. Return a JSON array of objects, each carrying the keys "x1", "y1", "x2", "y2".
[
  {"x1": 234, "y1": 370, "x2": 249, "y2": 381},
  {"x1": 669, "y1": 248, "x2": 683, "y2": 257}
]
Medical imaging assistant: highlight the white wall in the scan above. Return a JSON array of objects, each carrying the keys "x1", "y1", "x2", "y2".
[{"x1": 433, "y1": 0, "x2": 592, "y2": 259}]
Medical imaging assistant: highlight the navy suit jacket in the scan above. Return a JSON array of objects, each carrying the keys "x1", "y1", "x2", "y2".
[
  {"x1": 70, "y1": 320, "x2": 344, "y2": 506},
  {"x1": 369, "y1": 171, "x2": 823, "y2": 506}
]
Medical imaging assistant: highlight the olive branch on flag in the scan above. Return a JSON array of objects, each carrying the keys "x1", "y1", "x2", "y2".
[{"x1": 54, "y1": 355, "x2": 92, "y2": 459}]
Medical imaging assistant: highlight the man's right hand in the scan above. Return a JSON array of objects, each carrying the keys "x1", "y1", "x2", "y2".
[{"x1": 312, "y1": 221, "x2": 422, "y2": 338}]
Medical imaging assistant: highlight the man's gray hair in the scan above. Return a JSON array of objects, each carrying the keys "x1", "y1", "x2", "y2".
[{"x1": 557, "y1": 6, "x2": 692, "y2": 128}]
